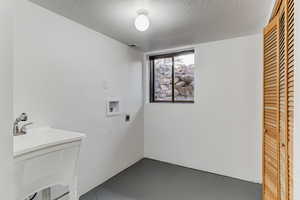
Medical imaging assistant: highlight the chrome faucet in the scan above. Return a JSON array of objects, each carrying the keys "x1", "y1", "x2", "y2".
[{"x1": 13, "y1": 113, "x2": 33, "y2": 136}]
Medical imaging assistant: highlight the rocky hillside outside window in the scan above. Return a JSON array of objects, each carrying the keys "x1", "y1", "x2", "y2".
[{"x1": 149, "y1": 50, "x2": 195, "y2": 103}]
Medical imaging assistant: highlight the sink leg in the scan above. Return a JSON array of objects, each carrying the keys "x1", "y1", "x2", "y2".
[
  {"x1": 69, "y1": 179, "x2": 78, "y2": 200},
  {"x1": 42, "y1": 188, "x2": 51, "y2": 200}
]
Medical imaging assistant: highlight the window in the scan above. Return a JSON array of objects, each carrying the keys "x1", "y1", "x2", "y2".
[{"x1": 149, "y1": 50, "x2": 195, "y2": 103}]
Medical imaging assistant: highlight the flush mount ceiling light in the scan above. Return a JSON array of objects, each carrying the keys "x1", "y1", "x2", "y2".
[{"x1": 134, "y1": 9, "x2": 150, "y2": 32}]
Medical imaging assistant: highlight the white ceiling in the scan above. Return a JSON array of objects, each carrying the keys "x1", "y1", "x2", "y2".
[{"x1": 30, "y1": 0, "x2": 274, "y2": 52}]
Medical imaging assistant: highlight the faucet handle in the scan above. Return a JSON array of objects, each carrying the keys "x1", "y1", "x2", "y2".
[
  {"x1": 16, "y1": 113, "x2": 28, "y2": 123},
  {"x1": 20, "y1": 122, "x2": 33, "y2": 134}
]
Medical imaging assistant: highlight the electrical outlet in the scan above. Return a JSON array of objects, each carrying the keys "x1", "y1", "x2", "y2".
[{"x1": 125, "y1": 114, "x2": 130, "y2": 122}]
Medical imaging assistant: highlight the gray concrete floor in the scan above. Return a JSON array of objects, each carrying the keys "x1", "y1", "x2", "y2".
[{"x1": 80, "y1": 158, "x2": 261, "y2": 200}]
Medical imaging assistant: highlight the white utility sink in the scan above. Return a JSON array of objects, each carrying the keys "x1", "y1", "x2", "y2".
[{"x1": 13, "y1": 127, "x2": 85, "y2": 200}]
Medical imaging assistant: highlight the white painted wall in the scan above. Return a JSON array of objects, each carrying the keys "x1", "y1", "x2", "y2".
[
  {"x1": 144, "y1": 34, "x2": 263, "y2": 183},
  {"x1": 294, "y1": 0, "x2": 299, "y2": 198},
  {"x1": 14, "y1": 0, "x2": 144, "y2": 196},
  {"x1": 0, "y1": 0, "x2": 13, "y2": 199}
]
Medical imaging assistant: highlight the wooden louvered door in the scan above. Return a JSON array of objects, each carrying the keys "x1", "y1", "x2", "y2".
[
  {"x1": 263, "y1": 16, "x2": 280, "y2": 200},
  {"x1": 286, "y1": 0, "x2": 294, "y2": 199},
  {"x1": 263, "y1": 0, "x2": 294, "y2": 200},
  {"x1": 278, "y1": 4, "x2": 288, "y2": 200}
]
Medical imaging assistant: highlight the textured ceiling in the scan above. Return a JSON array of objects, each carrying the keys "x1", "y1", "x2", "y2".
[{"x1": 30, "y1": 0, "x2": 274, "y2": 52}]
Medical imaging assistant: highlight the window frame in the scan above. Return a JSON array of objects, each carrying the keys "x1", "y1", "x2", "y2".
[{"x1": 149, "y1": 50, "x2": 195, "y2": 103}]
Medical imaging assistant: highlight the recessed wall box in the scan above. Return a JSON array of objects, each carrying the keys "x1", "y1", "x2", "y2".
[{"x1": 106, "y1": 97, "x2": 121, "y2": 116}]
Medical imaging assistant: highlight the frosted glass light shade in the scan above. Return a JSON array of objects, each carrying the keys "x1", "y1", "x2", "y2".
[{"x1": 135, "y1": 14, "x2": 150, "y2": 32}]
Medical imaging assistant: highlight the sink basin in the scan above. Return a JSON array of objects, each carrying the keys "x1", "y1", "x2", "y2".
[{"x1": 13, "y1": 127, "x2": 85, "y2": 200}]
